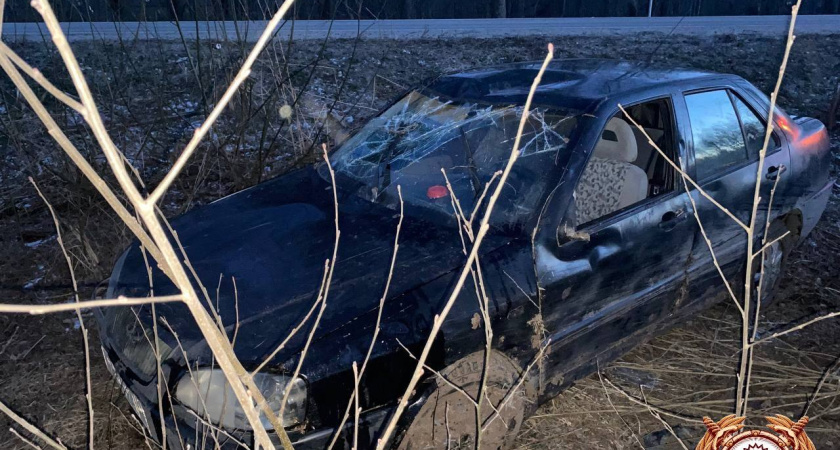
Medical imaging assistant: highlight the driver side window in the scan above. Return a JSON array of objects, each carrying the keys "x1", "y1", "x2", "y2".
[{"x1": 573, "y1": 98, "x2": 677, "y2": 227}]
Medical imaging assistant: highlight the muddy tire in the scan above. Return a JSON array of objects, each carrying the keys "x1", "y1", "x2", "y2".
[
  {"x1": 754, "y1": 219, "x2": 796, "y2": 305},
  {"x1": 397, "y1": 352, "x2": 533, "y2": 450}
]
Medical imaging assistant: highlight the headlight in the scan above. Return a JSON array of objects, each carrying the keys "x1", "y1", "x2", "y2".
[{"x1": 175, "y1": 369, "x2": 306, "y2": 431}]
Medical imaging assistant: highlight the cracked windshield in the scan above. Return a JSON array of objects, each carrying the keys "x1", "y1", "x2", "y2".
[{"x1": 328, "y1": 90, "x2": 579, "y2": 226}]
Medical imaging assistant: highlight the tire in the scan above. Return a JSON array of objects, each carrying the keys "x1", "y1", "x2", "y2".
[
  {"x1": 754, "y1": 219, "x2": 796, "y2": 306},
  {"x1": 397, "y1": 352, "x2": 534, "y2": 450}
]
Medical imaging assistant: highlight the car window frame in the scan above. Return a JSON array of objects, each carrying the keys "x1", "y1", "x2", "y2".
[
  {"x1": 727, "y1": 90, "x2": 782, "y2": 159},
  {"x1": 682, "y1": 86, "x2": 783, "y2": 184},
  {"x1": 573, "y1": 94, "x2": 684, "y2": 233},
  {"x1": 734, "y1": 80, "x2": 792, "y2": 151}
]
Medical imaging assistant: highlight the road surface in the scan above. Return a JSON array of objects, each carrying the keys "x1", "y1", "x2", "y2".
[{"x1": 2, "y1": 16, "x2": 839, "y2": 42}]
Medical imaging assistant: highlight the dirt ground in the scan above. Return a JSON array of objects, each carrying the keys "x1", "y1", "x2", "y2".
[{"x1": 0, "y1": 31, "x2": 839, "y2": 449}]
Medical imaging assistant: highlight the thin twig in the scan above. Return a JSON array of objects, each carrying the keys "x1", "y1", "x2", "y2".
[
  {"x1": 25, "y1": 0, "x2": 295, "y2": 443},
  {"x1": 327, "y1": 185, "x2": 404, "y2": 450},
  {"x1": 0, "y1": 399, "x2": 67, "y2": 450},
  {"x1": 0, "y1": 43, "x2": 84, "y2": 113},
  {"x1": 147, "y1": 0, "x2": 297, "y2": 205},
  {"x1": 352, "y1": 362, "x2": 360, "y2": 450},
  {"x1": 803, "y1": 352, "x2": 840, "y2": 417},
  {"x1": 640, "y1": 388, "x2": 689, "y2": 450},
  {"x1": 597, "y1": 369, "x2": 644, "y2": 450},
  {"x1": 374, "y1": 43, "x2": 556, "y2": 450},
  {"x1": 752, "y1": 230, "x2": 790, "y2": 259},
  {"x1": 0, "y1": 50, "x2": 169, "y2": 279},
  {"x1": 440, "y1": 168, "x2": 494, "y2": 450},
  {"x1": 138, "y1": 244, "x2": 167, "y2": 450},
  {"x1": 618, "y1": 105, "x2": 748, "y2": 232},
  {"x1": 279, "y1": 144, "x2": 341, "y2": 421},
  {"x1": 738, "y1": 0, "x2": 801, "y2": 415},
  {"x1": 481, "y1": 342, "x2": 550, "y2": 431},
  {"x1": 29, "y1": 178, "x2": 94, "y2": 449},
  {"x1": 751, "y1": 310, "x2": 840, "y2": 346},
  {"x1": 0, "y1": 295, "x2": 183, "y2": 314},
  {"x1": 396, "y1": 340, "x2": 479, "y2": 408},
  {"x1": 10, "y1": 428, "x2": 43, "y2": 450},
  {"x1": 677, "y1": 163, "x2": 744, "y2": 316},
  {"x1": 600, "y1": 377, "x2": 702, "y2": 424}
]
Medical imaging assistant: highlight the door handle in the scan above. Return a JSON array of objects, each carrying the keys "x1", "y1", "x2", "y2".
[
  {"x1": 765, "y1": 164, "x2": 787, "y2": 181},
  {"x1": 659, "y1": 209, "x2": 687, "y2": 231}
]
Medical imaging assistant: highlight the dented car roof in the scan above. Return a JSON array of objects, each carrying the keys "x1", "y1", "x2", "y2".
[{"x1": 427, "y1": 58, "x2": 726, "y2": 111}]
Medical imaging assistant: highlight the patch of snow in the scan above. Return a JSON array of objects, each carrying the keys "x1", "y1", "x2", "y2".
[
  {"x1": 23, "y1": 276, "x2": 43, "y2": 290},
  {"x1": 24, "y1": 236, "x2": 56, "y2": 249}
]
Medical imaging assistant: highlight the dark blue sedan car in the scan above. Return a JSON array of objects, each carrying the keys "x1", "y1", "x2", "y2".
[{"x1": 96, "y1": 59, "x2": 833, "y2": 450}]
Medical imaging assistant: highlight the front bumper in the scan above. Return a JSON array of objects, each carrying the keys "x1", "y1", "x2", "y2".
[{"x1": 100, "y1": 342, "x2": 394, "y2": 450}]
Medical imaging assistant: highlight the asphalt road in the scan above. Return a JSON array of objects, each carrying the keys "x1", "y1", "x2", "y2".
[{"x1": 2, "y1": 15, "x2": 839, "y2": 42}]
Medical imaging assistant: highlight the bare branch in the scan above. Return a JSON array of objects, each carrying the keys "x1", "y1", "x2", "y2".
[
  {"x1": 0, "y1": 42, "x2": 84, "y2": 113},
  {"x1": 327, "y1": 185, "x2": 404, "y2": 450},
  {"x1": 597, "y1": 369, "x2": 645, "y2": 450},
  {"x1": 677, "y1": 165, "x2": 744, "y2": 316},
  {"x1": 752, "y1": 230, "x2": 790, "y2": 259},
  {"x1": 0, "y1": 295, "x2": 183, "y2": 315},
  {"x1": 29, "y1": 178, "x2": 94, "y2": 449},
  {"x1": 600, "y1": 376, "x2": 701, "y2": 424},
  {"x1": 751, "y1": 310, "x2": 840, "y2": 347},
  {"x1": 374, "y1": 43, "x2": 556, "y2": 450},
  {"x1": 396, "y1": 340, "x2": 479, "y2": 408},
  {"x1": 481, "y1": 341, "x2": 550, "y2": 431},
  {"x1": 23, "y1": 0, "x2": 297, "y2": 443},
  {"x1": 803, "y1": 352, "x2": 840, "y2": 417},
  {"x1": 352, "y1": 362, "x2": 360, "y2": 450},
  {"x1": 0, "y1": 399, "x2": 67, "y2": 450},
  {"x1": 279, "y1": 144, "x2": 341, "y2": 421},
  {"x1": 10, "y1": 427, "x2": 43, "y2": 450},
  {"x1": 0, "y1": 51, "x2": 170, "y2": 280},
  {"x1": 147, "y1": 0, "x2": 297, "y2": 205},
  {"x1": 738, "y1": 0, "x2": 801, "y2": 416},
  {"x1": 639, "y1": 389, "x2": 689, "y2": 450},
  {"x1": 618, "y1": 105, "x2": 748, "y2": 232}
]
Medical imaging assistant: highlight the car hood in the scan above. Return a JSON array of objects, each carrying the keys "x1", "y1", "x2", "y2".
[{"x1": 109, "y1": 167, "x2": 509, "y2": 366}]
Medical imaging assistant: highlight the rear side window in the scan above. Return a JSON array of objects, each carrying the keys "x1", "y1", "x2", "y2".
[
  {"x1": 685, "y1": 90, "x2": 748, "y2": 181},
  {"x1": 730, "y1": 93, "x2": 781, "y2": 156}
]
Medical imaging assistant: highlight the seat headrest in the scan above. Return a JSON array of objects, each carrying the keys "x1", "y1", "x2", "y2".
[{"x1": 593, "y1": 117, "x2": 638, "y2": 163}]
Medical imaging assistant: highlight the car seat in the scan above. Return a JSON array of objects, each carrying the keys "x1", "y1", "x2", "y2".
[{"x1": 574, "y1": 117, "x2": 648, "y2": 225}]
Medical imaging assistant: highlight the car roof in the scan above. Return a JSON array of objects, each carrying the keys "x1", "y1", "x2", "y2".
[{"x1": 426, "y1": 58, "x2": 737, "y2": 112}]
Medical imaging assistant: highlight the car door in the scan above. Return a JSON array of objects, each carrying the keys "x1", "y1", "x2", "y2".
[
  {"x1": 536, "y1": 97, "x2": 697, "y2": 381},
  {"x1": 677, "y1": 88, "x2": 790, "y2": 310}
]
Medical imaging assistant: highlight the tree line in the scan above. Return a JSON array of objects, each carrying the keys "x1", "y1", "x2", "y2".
[{"x1": 5, "y1": 0, "x2": 839, "y2": 22}]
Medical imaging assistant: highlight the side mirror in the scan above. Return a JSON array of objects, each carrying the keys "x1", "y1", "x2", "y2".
[
  {"x1": 557, "y1": 223, "x2": 590, "y2": 245},
  {"x1": 555, "y1": 200, "x2": 590, "y2": 246}
]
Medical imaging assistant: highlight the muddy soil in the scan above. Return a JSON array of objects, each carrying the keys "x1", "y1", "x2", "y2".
[{"x1": 0, "y1": 32, "x2": 839, "y2": 449}]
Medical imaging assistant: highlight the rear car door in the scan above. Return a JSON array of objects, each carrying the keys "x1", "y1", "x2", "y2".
[
  {"x1": 677, "y1": 87, "x2": 790, "y2": 309},
  {"x1": 537, "y1": 97, "x2": 697, "y2": 380}
]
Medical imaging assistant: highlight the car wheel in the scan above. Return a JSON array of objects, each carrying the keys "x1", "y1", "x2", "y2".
[
  {"x1": 754, "y1": 220, "x2": 795, "y2": 305},
  {"x1": 397, "y1": 351, "x2": 534, "y2": 450}
]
